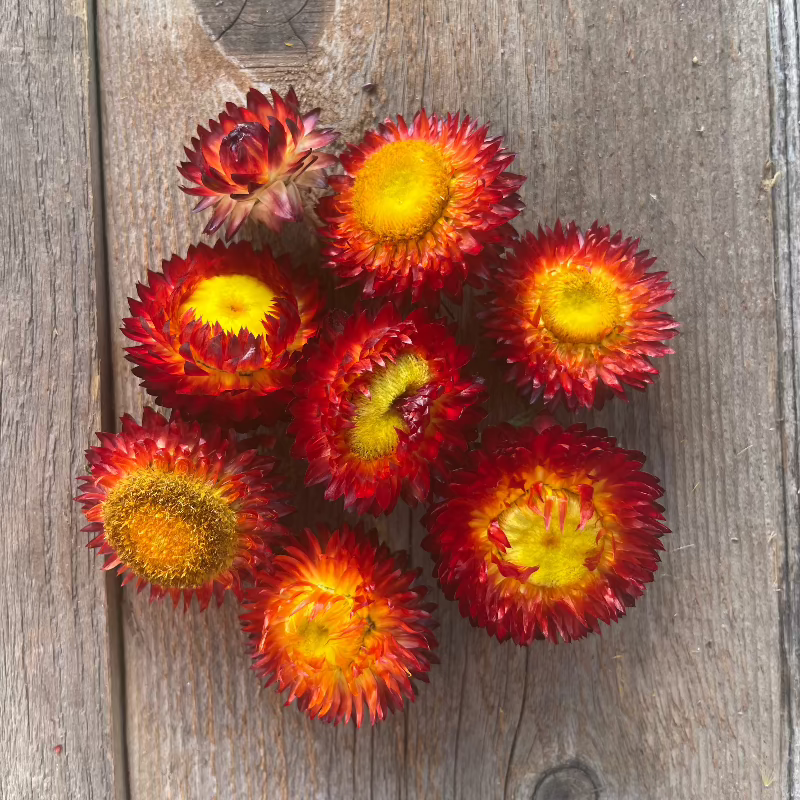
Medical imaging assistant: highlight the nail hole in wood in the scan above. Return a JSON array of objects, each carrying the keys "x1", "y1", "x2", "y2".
[
  {"x1": 532, "y1": 761, "x2": 601, "y2": 800},
  {"x1": 193, "y1": 0, "x2": 334, "y2": 61}
]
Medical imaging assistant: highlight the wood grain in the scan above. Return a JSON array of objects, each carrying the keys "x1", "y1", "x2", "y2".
[
  {"x1": 94, "y1": 0, "x2": 795, "y2": 797},
  {"x1": 192, "y1": 0, "x2": 336, "y2": 68},
  {"x1": 0, "y1": 0, "x2": 116, "y2": 798},
  {"x1": 768, "y1": 0, "x2": 800, "y2": 794}
]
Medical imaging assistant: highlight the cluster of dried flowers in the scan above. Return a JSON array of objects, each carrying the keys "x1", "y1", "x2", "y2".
[{"x1": 77, "y1": 87, "x2": 678, "y2": 727}]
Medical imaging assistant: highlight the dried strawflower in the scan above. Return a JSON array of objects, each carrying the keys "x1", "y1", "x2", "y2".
[
  {"x1": 423, "y1": 422, "x2": 669, "y2": 643},
  {"x1": 481, "y1": 221, "x2": 678, "y2": 410},
  {"x1": 242, "y1": 524, "x2": 437, "y2": 725},
  {"x1": 76, "y1": 409, "x2": 290, "y2": 610},
  {"x1": 318, "y1": 111, "x2": 524, "y2": 302},
  {"x1": 179, "y1": 87, "x2": 337, "y2": 238},
  {"x1": 289, "y1": 303, "x2": 486, "y2": 515},
  {"x1": 123, "y1": 241, "x2": 323, "y2": 429}
]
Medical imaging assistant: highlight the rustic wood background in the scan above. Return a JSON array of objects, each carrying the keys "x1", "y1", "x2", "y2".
[{"x1": 2, "y1": 0, "x2": 799, "y2": 797}]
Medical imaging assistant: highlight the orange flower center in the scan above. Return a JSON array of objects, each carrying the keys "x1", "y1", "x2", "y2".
[
  {"x1": 349, "y1": 353, "x2": 434, "y2": 460},
  {"x1": 180, "y1": 274, "x2": 277, "y2": 334},
  {"x1": 496, "y1": 486, "x2": 606, "y2": 588},
  {"x1": 102, "y1": 467, "x2": 239, "y2": 588},
  {"x1": 538, "y1": 266, "x2": 621, "y2": 344},
  {"x1": 352, "y1": 140, "x2": 451, "y2": 240}
]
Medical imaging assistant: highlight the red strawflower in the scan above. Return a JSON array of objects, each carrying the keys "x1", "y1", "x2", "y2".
[
  {"x1": 318, "y1": 110, "x2": 525, "y2": 303},
  {"x1": 481, "y1": 221, "x2": 678, "y2": 410},
  {"x1": 241, "y1": 524, "x2": 438, "y2": 726},
  {"x1": 75, "y1": 408, "x2": 290, "y2": 610},
  {"x1": 179, "y1": 87, "x2": 338, "y2": 239},
  {"x1": 423, "y1": 422, "x2": 669, "y2": 644},
  {"x1": 289, "y1": 303, "x2": 486, "y2": 515},
  {"x1": 123, "y1": 241, "x2": 324, "y2": 429}
]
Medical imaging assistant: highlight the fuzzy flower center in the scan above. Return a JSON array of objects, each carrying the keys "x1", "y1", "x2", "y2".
[
  {"x1": 539, "y1": 266, "x2": 621, "y2": 344},
  {"x1": 352, "y1": 140, "x2": 451, "y2": 240},
  {"x1": 181, "y1": 274, "x2": 277, "y2": 334},
  {"x1": 103, "y1": 467, "x2": 239, "y2": 588},
  {"x1": 349, "y1": 354, "x2": 434, "y2": 461},
  {"x1": 497, "y1": 487, "x2": 605, "y2": 588}
]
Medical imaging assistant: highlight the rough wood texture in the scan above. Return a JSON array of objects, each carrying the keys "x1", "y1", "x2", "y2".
[
  {"x1": 0, "y1": 0, "x2": 116, "y2": 798},
  {"x1": 768, "y1": 0, "x2": 800, "y2": 793},
  {"x1": 94, "y1": 0, "x2": 796, "y2": 798}
]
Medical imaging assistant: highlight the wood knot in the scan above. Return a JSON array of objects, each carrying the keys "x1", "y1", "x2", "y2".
[
  {"x1": 193, "y1": 0, "x2": 334, "y2": 64},
  {"x1": 532, "y1": 762, "x2": 601, "y2": 800}
]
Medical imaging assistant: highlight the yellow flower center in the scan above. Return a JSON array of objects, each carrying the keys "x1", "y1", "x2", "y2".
[
  {"x1": 539, "y1": 266, "x2": 621, "y2": 344},
  {"x1": 352, "y1": 140, "x2": 451, "y2": 240},
  {"x1": 289, "y1": 601, "x2": 368, "y2": 667},
  {"x1": 497, "y1": 487, "x2": 605, "y2": 589},
  {"x1": 180, "y1": 274, "x2": 277, "y2": 334},
  {"x1": 349, "y1": 354, "x2": 434, "y2": 461},
  {"x1": 280, "y1": 566, "x2": 373, "y2": 669},
  {"x1": 102, "y1": 467, "x2": 239, "y2": 588}
]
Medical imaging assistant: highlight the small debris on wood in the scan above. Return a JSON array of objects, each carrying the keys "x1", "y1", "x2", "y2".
[
  {"x1": 762, "y1": 766, "x2": 775, "y2": 788},
  {"x1": 362, "y1": 83, "x2": 377, "y2": 93},
  {"x1": 696, "y1": 125, "x2": 705, "y2": 134},
  {"x1": 735, "y1": 444, "x2": 753, "y2": 456},
  {"x1": 692, "y1": 56, "x2": 701, "y2": 66},
  {"x1": 670, "y1": 543, "x2": 696, "y2": 553},
  {"x1": 53, "y1": 744, "x2": 63, "y2": 755},
  {"x1": 285, "y1": 42, "x2": 294, "y2": 47},
  {"x1": 761, "y1": 171, "x2": 781, "y2": 192}
]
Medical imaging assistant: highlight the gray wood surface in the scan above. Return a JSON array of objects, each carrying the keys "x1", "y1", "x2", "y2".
[
  {"x1": 0, "y1": 0, "x2": 116, "y2": 798},
  {"x1": 14, "y1": 0, "x2": 789, "y2": 797},
  {"x1": 769, "y1": 0, "x2": 800, "y2": 793}
]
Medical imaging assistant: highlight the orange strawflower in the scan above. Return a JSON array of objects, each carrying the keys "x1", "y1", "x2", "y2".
[
  {"x1": 481, "y1": 221, "x2": 678, "y2": 410},
  {"x1": 423, "y1": 422, "x2": 669, "y2": 643},
  {"x1": 123, "y1": 241, "x2": 323, "y2": 429},
  {"x1": 179, "y1": 87, "x2": 338, "y2": 239},
  {"x1": 318, "y1": 111, "x2": 524, "y2": 303},
  {"x1": 76, "y1": 409, "x2": 290, "y2": 610},
  {"x1": 241, "y1": 524, "x2": 438, "y2": 725}
]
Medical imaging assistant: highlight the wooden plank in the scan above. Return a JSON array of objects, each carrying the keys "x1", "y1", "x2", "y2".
[
  {"x1": 95, "y1": 0, "x2": 793, "y2": 797},
  {"x1": 767, "y1": 0, "x2": 800, "y2": 795},
  {"x1": 0, "y1": 0, "x2": 117, "y2": 798}
]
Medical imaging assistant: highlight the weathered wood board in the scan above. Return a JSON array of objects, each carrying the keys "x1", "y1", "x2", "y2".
[
  {"x1": 1, "y1": 0, "x2": 794, "y2": 797},
  {"x1": 0, "y1": 0, "x2": 116, "y2": 798}
]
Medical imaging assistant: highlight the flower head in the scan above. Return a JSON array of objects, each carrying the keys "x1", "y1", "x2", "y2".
[
  {"x1": 289, "y1": 303, "x2": 486, "y2": 515},
  {"x1": 423, "y1": 422, "x2": 669, "y2": 644},
  {"x1": 318, "y1": 111, "x2": 525, "y2": 303},
  {"x1": 241, "y1": 524, "x2": 437, "y2": 726},
  {"x1": 75, "y1": 408, "x2": 290, "y2": 610},
  {"x1": 179, "y1": 87, "x2": 338, "y2": 239},
  {"x1": 123, "y1": 241, "x2": 323, "y2": 429},
  {"x1": 481, "y1": 221, "x2": 678, "y2": 410}
]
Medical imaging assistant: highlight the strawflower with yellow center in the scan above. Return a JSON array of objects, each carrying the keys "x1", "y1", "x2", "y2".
[
  {"x1": 179, "y1": 86, "x2": 338, "y2": 239},
  {"x1": 318, "y1": 110, "x2": 525, "y2": 303},
  {"x1": 289, "y1": 303, "x2": 487, "y2": 516},
  {"x1": 123, "y1": 240, "x2": 324, "y2": 429},
  {"x1": 481, "y1": 221, "x2": 679, "y2": 410},
  {"x1": 423, "y1": 421, "x2": 669, "y2": 644},
  {"x1": 75, "y1": 408, "x2": 291, "y2": 609},
  {"x1": 241, "y1": 524, "x2": 438, "y2": 726}
]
